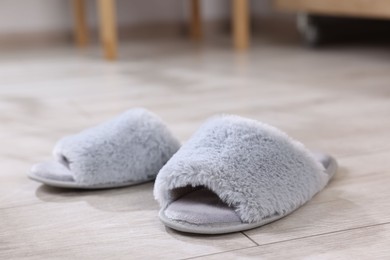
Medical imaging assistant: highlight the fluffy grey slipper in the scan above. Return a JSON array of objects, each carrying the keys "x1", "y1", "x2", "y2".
[
  {"x1": 29, "y1": 109, "x2": 180, "y2": 189},
  {"x1": 154, "y1": 115, "x2": 337, "y2": 234}
]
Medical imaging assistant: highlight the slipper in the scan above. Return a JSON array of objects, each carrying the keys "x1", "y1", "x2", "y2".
[
  {"x1": 29, "y1": 108, "x2": 180, "y2": 189},
  {"x1": 154, "y1": 115, "x2": 337, "y2": 234}
]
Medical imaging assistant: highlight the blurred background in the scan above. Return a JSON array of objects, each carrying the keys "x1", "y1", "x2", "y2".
[
  {"x1": 0, "y1": 0, "x2": 270, "y2": 50},
  {"x1": 2, "y1": 0, "x2": 390, "y2": 50}
]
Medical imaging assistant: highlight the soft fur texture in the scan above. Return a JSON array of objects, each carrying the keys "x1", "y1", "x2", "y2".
[
  {"x1": 154, "y1": 115, "x2": 329, "y2": 223},
  {"x1": 42, "y1": 108, "x2": 180, "y2": 185}
]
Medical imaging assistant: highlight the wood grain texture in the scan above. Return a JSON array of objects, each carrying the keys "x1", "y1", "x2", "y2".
[
  {"x1": 274, "y1": 0, "x2": 390, "y2": 19},
  {"x1": 1, "y1": 33, "x2": 390, "y2": 259}
]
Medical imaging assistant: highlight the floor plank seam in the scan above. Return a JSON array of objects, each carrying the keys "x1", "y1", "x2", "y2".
[
  {"x1": 180, "y1": 222, "x2": 390, "y2": 259},
  {"x1": 247, "y1": 221, "x2": 390, "y2": 248},
  {"x1": 337, "y1": 148, "x2": 390, "y2": 159},
  {"x1": 241, "y1": 231, "x2": 259, "y2": 246},
  {"x1": 179, "y1": 245, "x2": 259, "y2": 260}
]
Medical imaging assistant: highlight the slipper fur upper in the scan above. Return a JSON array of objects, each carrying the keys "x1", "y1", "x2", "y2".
[
  {"x1": 154, "y1": 115, "x2": 329, "y2": 223},
  {"x1": 52, "y1": 108, "x2": 180, "y2": 185}
]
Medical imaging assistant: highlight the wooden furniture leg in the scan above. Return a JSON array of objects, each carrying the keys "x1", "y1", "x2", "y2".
[
  {"x1": 190, "y1": 0, "x2": 203, "y2": 41},
  {"x1": 72, "y1": 0, "x2": 89, "y2": 47},
  {"x1": 97, "y1": 0, "x2": 118, "y2": 60},
  {"x1": 233, "y1": 0, "x2": 250, "y2": 50}
]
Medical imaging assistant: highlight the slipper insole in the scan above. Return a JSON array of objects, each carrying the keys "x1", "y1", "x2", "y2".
[{"x1": 31, "y1": 161, "x2": 74, "y2": 182}]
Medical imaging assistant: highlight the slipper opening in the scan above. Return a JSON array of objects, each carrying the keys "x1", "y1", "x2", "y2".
[{"x1": 164, "y1": 186, "x2": 241, "y2": 226}]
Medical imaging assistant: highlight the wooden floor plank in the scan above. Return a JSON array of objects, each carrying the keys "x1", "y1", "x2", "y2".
[
  {"x1": 1, "y1": 36, "x2": 390, "y2": 259},
  {"x1": 0, "y1": 183, "x2": 254, "y2": 259},
  {"x1": 194, "y1": 223, "x2": 390, "y2": 259}
]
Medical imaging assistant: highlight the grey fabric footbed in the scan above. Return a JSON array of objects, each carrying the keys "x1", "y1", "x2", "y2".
[
  {"x1": 159, "y1": 153, "x2": 337, "y2": 234},
  {"x1": 27, "y1": 170, "x2": 155, "y2": 189},
  {"x1": 28, "y1": 108, "x2": 180, "y2": 189},
  {"x1": 28, "y1": 159, "x2": 156, "y2": 189}
]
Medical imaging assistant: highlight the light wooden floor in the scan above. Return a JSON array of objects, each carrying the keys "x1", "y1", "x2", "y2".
[{"x1": 1, "y1": 34, "x2": 390, "y2": 259}]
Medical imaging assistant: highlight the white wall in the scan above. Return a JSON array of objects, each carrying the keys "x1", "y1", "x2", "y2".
[
  {"x1": 0, "y1": 0, "x2": 273, "y2": 35},
  {"x1": 0, "y1": 0, "x2": 71, "y2": 34}
]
